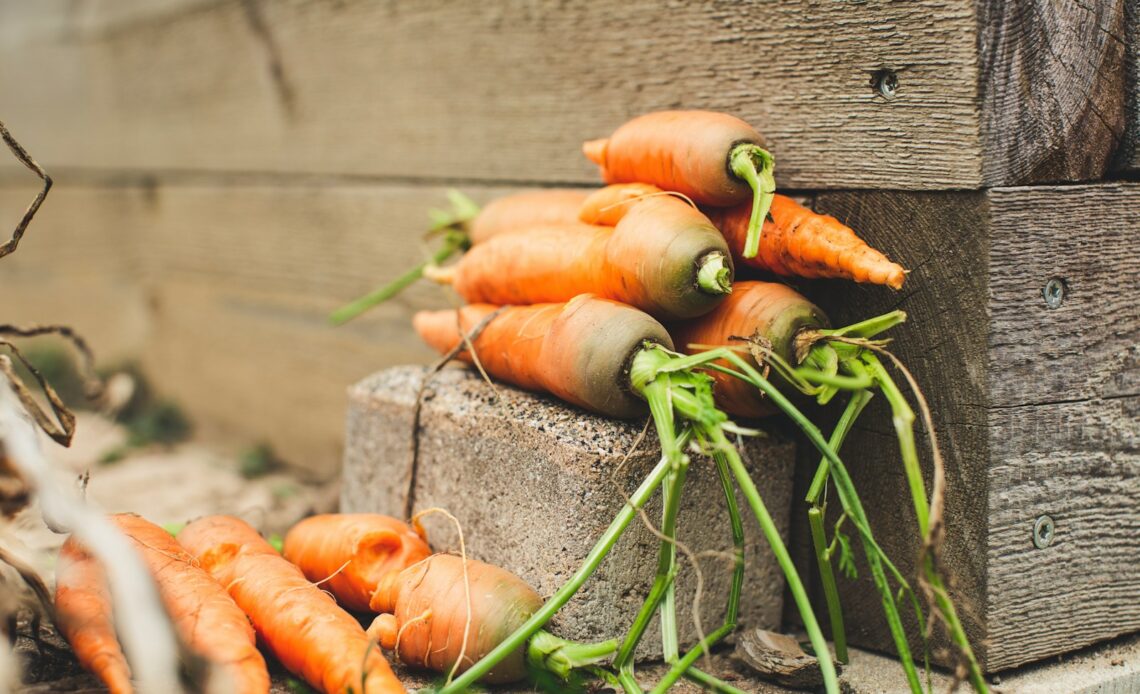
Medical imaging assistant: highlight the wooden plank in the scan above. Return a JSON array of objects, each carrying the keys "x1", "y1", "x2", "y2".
[
  {"x1": 808, "y1": 184, "x2": 1140, "y2": 672},
  {"x1": 0, "y1": 0, "x2": 1126, "y2": 189},
  {"x1": 1115, "y1": 0, "x2": 1140, "y2": 171}
]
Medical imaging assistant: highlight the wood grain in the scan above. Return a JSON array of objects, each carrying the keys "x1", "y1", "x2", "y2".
[
  {"x1": 0, "y1": 0, "x2": 1123, "y2": 190},
  {"x1": 1115, "y1": 0, "x2": 1140, "y2": 171},
  {"x1": 807, "y1": 184, "x2": 1140, "y2": 672}
]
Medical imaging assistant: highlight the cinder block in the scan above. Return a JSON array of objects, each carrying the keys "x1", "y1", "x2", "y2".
[{"x1": 342, "y1": 366, "x2": 796, "y2": 658}]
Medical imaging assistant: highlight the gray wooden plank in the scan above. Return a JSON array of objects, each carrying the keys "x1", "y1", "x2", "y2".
[
  {"x1": 1114, "y1": 0, "x2": 1140, "y2": 171},
  {"x1": 0, "y1": 0, "x2": 1125, "y2": 190}
]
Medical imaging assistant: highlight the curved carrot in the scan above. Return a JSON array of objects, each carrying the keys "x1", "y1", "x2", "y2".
[
  {"x1": 706, "y1": 196, "x2": 907, "y2": 289},
  {"x1": 367, "y1": 554, "x2": 541, "y2": 684},
  {"x1": 413, "y1": 295, "x2": 672, "y2": 418},
  {"x1": 55, "y1": 539, "x2": 134, "y2": 694},
  {"x1": 108, "y1": 514, "x2": 270, "y2": 694},
  {"x1": 177, "y1": 515, "x2": 405, "y2": 694},
  {"x1": 670, "y1": 281, "x2": 830, "y2": 418},
  {"x1": 583, "y1": 110, "x2": 775, "y2": 258},
  {"x1": 469, "y1": 189, "x2": 591, "y2": 245},
  {"x1": 439, "y1": 200, "x2": 732, "y2": 321},
  {"x1": 283, "y1": 514, "x2": 432, "y2": 613}
]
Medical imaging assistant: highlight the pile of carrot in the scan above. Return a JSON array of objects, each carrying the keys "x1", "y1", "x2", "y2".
[{"x1": 323, "y1": 109, "x2": 987, "y2": 694}]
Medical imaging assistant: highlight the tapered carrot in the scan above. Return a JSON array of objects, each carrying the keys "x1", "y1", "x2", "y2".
[
  {"x1": 670, "y1": 281, "x2": 830, "y2": 418},
  {"x1": 469, "y1": 189, "x2": 591, "y2": 244},
  {"x1": 55, "y1": 539, "x2": 133, "y2": 694},
  {"x1": 705, "y1": 196, "x2": 906, "y2": 289},
  {"x1": 282, "y1": 514, "x2": 432, "y2": 613},
  {"x1": 110, "y1": 514, "x2": 270, "y2": 694},
  {"x1": 582, "y1": 184, "x2": 906, "y2": 289},
  {"x1": 583, "y1": 110, "x2": 775, "y2": 258},
  {"x1": 432, "y1": 198, "x2": 732, "y2": 321},
  {"x1": 177, "y1": 515, "x2": 405, "y2": 694}
]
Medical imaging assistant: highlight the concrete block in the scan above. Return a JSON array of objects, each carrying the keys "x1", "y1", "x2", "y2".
[{"x1": 342, "y1": 366, "x2": 796, "y2": 658}]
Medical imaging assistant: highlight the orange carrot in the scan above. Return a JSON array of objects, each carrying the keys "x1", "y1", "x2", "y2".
[
  {"x1": 583, "y1": 183, "x2": 906, "y2": 289},
  {"x1": 669, "y1": 280, "x2": 830, "y2": 418},
  {"x1": 413, "y1": 295, "x2": 673, "y2": 418},
  {"x1": 706, "y1": 196, "x2": 907, "y2": 289},
  {"x1": 435, "y1": 197, "x2": 732, "y2": 320},
  {"x1": 283, "y1": 514, "x2": 432, "y2": 613},
  {"x1": 468, "y1": 189, "x2": 591, "y2": 245},
  {"x1": 583, "y1": 110, "x2": 775, "y2": 258},
  {"x1": 177, "y1": 515, "x2": 405, "y2": 694},
  {"x1": 367, "y1": 554, "x2": 542, "y2": 684},
  {"x1": 109, "y1": 514, "x2": 269, "y2": 694},
  {"x1": 55, "y1": 538, "x2": 134, "y2": 694}
]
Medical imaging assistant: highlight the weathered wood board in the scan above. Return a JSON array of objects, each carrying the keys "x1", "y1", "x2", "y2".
[
  {"x1": 804, "y1": 184, "x2": 1140, "y2": 673},
  {"x1": 0, "y1": 0, "x2": 1128, "y2": 189},
  {"x1": 1117, "y1": 0, "x2": 1140, "y2": 171}
]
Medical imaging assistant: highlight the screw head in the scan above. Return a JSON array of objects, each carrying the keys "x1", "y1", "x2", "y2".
[
  {"x1": 1032, "y1": 515, "x2": 1055, "y2": 549},
  {"x1": 1043, "y1": 278, "x2": 1066, "y2": 309},
  {"x1": 871, "y1": 68, "x2": 899, "y2": 99}
]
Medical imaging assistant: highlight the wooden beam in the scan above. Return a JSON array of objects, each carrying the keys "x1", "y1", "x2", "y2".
[
  {"x1": 807, "y1": 183, "x2": 1140, "y2": 672},
  {"x1": 0, "y1": 0, "x2": 1127, "y2": 189}
]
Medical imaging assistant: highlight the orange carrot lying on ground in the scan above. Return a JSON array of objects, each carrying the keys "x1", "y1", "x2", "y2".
[
  {"x1": 429, "y1": 198, "x2": 732, "y2": 321},
  {"x1": 55, "y1": 539, "x2": 133, "y2": 694},
  {"x1": 368, "y1": 554, "x2": 542, "y2": 684},
  {"x1": 283, "y1": 514, "x2": 432, "y2": 613},
  {"x1": 581, "y1": 183, "x2": 906, "y2": 289},
  {"x1": 110, "y1": 514, "x2": 270, "y2": 694},
  {"x1": 583, "y1": 110, "x2": 776, "y2": 258},
  {"x1": 178, "y1": 515, "x2": 405, "y2": 694}
]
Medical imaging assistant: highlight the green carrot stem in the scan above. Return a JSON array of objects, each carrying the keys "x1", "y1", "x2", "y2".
[
  {"x1": 329, "y1": 230, "x2": 468, "y2": 325},
  {"x1": 684, "y1": 666, "x2": 750, "y2": 694},
  {"x1": 806, "y1": 390, "x2": 874, "y2": 503},
  {"x1": 809, "y1": 506, "x2": 848, "y2": 664},
  {"x1": 818, "y1": 310, "x2": 907, "y2": 340},
  {"x1": 696, "y1": 252, "x2": 733, "y2": 295},
  {"x1": 436, "y1": 447, "x2": 680, "y2": 694},
  {"x1": 526, "y1": 630, "x2": 618, "y2": 680},
  {"x1": 728, "y1": 144, "x2": 776, "y2": 259},
  {"x1": 861, "y1": 353, "x2": 929, "y2": 534},
  {"x1": 796, "y1": 368, "x2": 874, "y2": 391},
  {"x1": 650, "y1": 452, "x2": 745, "y2": 694},
  {"x1": 659, "y1": 474, "x2": 681, "y2": 663}
]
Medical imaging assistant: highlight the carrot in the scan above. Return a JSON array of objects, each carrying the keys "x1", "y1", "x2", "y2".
[
  {"x1": 109, "y1": 513, "x2": 270, "y2": 694},
  {"x1": 669, "y1": 280, "x2": 830, "y2": 418},
  {"x1": 367, "y1": 554, "x2": 540, "y2": 684},
  {"x1": 583, "y1": 110, "x2": 775, "y2": 258},
  {"x1": 705, "y1": 196, "x2": 907, "y2": 289},
  {"x1": 582, "y1": 183, "x2": 906, "y2": 289},
  {"x1": 54, "y1": 538, "x2": 133, "y2": 694},
  {"x1": 468, "y1": 189, "x2": 591, "y2": 245},
  {"x1": 413, "y1": 295, "x2": 673, "y2": 419},
  {"x1": 432, "y1": 197, "x2": 733, "y2": 321},
  {"x1": 177, "y1": 515, "x2": 405, "y2": 694},
  {"x1": 282, "y1": 514, "x2": 432, "y2": 613}
]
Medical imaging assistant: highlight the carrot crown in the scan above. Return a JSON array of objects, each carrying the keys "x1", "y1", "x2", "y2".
[{"x1": 728, "y1": 144, "x2": 776, "y2": 259}]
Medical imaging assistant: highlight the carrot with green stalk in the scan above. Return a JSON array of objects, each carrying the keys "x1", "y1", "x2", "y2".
[
  {"x1": 330, "y1": 189, "x2": 590, "y2": 325},
  {"x1": 669, "y1": 281, "x2": 987, "y2": 693},
  {"x1": 582, "y1": 110, "x2": 776, "y2": 259},
  {"x1": 413, "y1": 294, "x2": 839, "y2": 693},
  {"x1": 423, "y1": 195, "x2": 733, "y2": 321}
]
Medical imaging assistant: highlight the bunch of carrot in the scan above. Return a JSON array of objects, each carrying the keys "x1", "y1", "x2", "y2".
[{"x1": 327, "y1": 109, "x2": 985, "y2": 694}]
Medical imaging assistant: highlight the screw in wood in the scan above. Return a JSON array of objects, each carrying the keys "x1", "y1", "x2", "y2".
[
  {"x1": 870, "y1": 68, "x2": 899, "y2": 100},
  {"x1": 1032, "y1": 515, "x2": 1055, "y2": 549},
  {"x1": 1043, "y1": 277, "x2": 1066, "y2": 308}
]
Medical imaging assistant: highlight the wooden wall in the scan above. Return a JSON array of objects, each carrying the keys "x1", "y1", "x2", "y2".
[{"x1": 0, "y1": 0, "x2": 1137, "y2": 673}]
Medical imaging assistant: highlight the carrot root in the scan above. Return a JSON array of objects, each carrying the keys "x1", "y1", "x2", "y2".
[{"x1": 728, "y1": 144, "x2": 776, "y2": 259}]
